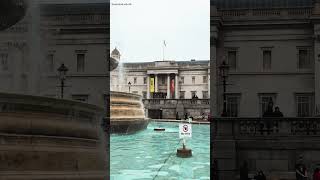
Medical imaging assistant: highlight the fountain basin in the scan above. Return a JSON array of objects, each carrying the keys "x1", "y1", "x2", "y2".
[
  {"x1": 0, "y1": 93, "x2": 107, "y2": 179},
  {"x1": 110, "y1": 91, "x2": 149, "y2": 134}
]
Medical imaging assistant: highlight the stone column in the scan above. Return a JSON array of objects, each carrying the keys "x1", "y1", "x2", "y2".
[
  {"x1": 147, "y1": 74, "x2": 150, "y2": 99},
  {"x1": 8, "y1": 42, "x2": 24, "y2": 94},
  {"x1": 315, "y1": 24, "x2": 320, "y2": 115},
  {"x1": 211, "y1": 22, "x2": 221, "y2": 116},
  {"x1": 208, "y1": 69, "x2": 210, "y2": 98},
  {"x1": 175, "y1": 74, "x2": 178, "y2": 99},
  {"x1": 167, "y1": 74, "x2": 170, "y2": 99},
  {"x1": 155, "y1": 74, "x2": 158, "y2": 92}
]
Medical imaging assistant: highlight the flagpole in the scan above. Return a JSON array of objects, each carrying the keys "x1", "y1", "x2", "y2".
[{"x1": 162, "y1": 41, "x2": 165, "y2": 61}]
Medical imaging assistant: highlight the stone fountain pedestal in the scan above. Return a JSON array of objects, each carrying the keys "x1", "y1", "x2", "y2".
[
  {"x1": 0, "y1": 93, "x2": 108, "y2": 179},
  {"x1": 110, "y1": 91, "x2": 149, "y2": 134}
]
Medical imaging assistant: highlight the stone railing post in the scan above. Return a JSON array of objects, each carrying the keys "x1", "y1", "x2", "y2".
[{"x1": 213, "y1": 118, "x2": 237, "y2": 180}]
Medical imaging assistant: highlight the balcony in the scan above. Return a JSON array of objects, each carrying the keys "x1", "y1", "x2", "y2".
[
  {"x1": 213, "y1": 117, "x2": 320, "y2": 139},
  {"x1": 213, "y1": 117, "x2": 320, "y2": 180},
  {"x1": 143, "y1": 99, "x2": 210, "y2": 107},
  {"x1": 213, "y1": 7, "x2": 313, "y2": 20}
]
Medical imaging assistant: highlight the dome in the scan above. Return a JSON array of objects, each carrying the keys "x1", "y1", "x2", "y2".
[{"x1": 111, "y1": 48, "x2": 120, "y2": 56}]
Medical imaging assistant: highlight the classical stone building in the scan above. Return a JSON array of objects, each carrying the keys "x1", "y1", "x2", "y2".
[
  {"x1": 110, "y1": 49, "x2": 210, "y2": 119},
  {"x1": 211, "y1": 0, "x2": 320, "y2": 118},
  {"x1": 211, "y1": 1, "x2": 320, "y2": 179},
  {"x1": 0, "y1": 2, "x2": 109, "y2": 108}
]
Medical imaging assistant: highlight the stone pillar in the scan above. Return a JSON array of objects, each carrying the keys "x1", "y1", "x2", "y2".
[
  {"x1": 167, "y1": 74, "x2": 170, "y2": 99},
  {"x1": 210, "y1": 22, "x2": 221, "y2": 116},
  {"x1": 213, "y1": 119, "x2": 237, "y2": 180},
  {"x1": 155, "y1": 74, "x2": 158, "y2": 92},
  {"x1": 175, "y1": 74, "x2": 178, "y2": 99},
  {"x1": 208, "y1": 69, "x2": 210, "y2": 98},
  {"x1": 314, "y1": 24, "x2": 320, "y2": 115},
  {"x1": 313, "y1": 0, "x2": 320, "y2": 15},
  {"x1": 147, "y1": 75, "x2": 150, "y2": 99},
  {"x1": 8, "y1": 42, "x2": 24, "y2": 94}
]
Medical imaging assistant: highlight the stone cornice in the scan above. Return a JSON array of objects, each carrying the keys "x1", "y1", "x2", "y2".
[
  {"x1": 0, "y1": 14, "x2": 108, "y2": 33},
  {"x1": 228, "y1": 71, "x2": 314, "y2": 75},
  {"x1": 44, "y1": 14, "x2": 109, "y2": 26}
]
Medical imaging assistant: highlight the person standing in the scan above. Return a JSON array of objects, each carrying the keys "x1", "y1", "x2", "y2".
[
  {"x1": 313, "y1": 168, "x2": 320, "y2": 180},
  {"x1": 240, "y1": 161, "x2": 249, "y2": 180},
  {"x1": 254, "y1": 170, "x2": 266, "y2": 180},
  {"x1": 263, "y1": 100, "x2": 274, "y2": 117},
  {"x1": 296, "y1": 156, "x2": 308, "y2": 180},
  {"x1": 273, "y1": 106, "x2": 284, "y2": 117}
]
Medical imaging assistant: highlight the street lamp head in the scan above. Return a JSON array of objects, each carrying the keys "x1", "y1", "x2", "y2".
[
  {"x1": 219, "y1": 60, "x2": 229, "y2": 77},
  {"x1": 128, "y1": 81, "x2": 131, "y2": 86},
  {"x1": 57, "y1": 63, "x2": 68, "y2": 80}
]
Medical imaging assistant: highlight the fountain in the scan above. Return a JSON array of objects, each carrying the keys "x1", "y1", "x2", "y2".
[
  {"x1": 110, "y1": 48, "x2": 149, "y2": 134},
  {"x1": 0, "y1": 1, "x2": 107, "y2": 179}
]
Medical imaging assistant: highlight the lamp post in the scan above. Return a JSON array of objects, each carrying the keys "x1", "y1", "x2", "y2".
[
  {"x1": 57, "y1": 63, "x2": 68, "y2": 99},
  {"x1": 219, "y1": 61, "x2": 229, "y2": 117},
  {"x1": 128, "y1": 81, "x2": 131, "y2": 93}
]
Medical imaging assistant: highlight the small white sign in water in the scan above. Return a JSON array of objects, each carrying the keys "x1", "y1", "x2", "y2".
[{"x1": 179, "y1": 123, "x2": 192, "y2": 138}]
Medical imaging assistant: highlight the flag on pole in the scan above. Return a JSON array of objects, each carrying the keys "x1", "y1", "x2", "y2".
[
  {"x1": 163, "y1": 40, "x2": 166, "y2": 47},
  {"x1": 150, "y1": 77, "x2": 155, "y2": 93},
  {"x1": 170, "y1": 78, "x2": 175, "y2": 97}
]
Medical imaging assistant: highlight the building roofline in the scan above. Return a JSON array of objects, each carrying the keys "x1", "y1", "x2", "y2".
[{"x1": 40, "y1": 3, "x2": 109, "y2": 16}]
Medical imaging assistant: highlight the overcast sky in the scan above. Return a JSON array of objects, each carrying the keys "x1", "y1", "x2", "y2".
[{"x1": 111, "y1": 0, "x2": 210, "y2": 62}]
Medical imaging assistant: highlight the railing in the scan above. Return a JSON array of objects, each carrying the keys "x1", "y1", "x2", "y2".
[
  {"x1": 217, "y1": 7, "x2": 312, "y2": 18},
  {"x1": 214, "y1": 117, "x2": 320, "y2": 138},
  {"x1": 143, "y1": 99, "x2": 210, "y2": 106}
]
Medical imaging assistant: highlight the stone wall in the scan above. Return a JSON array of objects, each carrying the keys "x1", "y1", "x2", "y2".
[
  {"x1": 144, "y1": 99, "x2": 210, "y2": 119},
  {"x1": 213, "y1": 117, "x2": 320, "y2": 180}
]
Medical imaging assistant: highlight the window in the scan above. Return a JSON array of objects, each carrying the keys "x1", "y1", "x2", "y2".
[
  {"x1": 0, "y1": 53, "x2": 8, "y2": 71},
  {"x1": 161, "y1": 76, "x2": 165, "y2": 85},
  {"x1": 180, "y1": 76, "x2": 184, "y2": 84},
  {"x1": 142, "y1": 91, "x2": 147, "y2": 99},
  {"x1": 179, "y1": 91, "x2": 185, "y2": 99},
  {"x1": 72, "y1": 95, "x2": 88, "y2": 103},
  {"x1": 203, "y1": 76, "x2": 208, "y2": 83},
  {"x1": 144, "y1": 77, "x2": 147, "y2": 84},
  {"x1": 259, "y1": 94, "x2": 277, "y2": 117},
  {"x1": 132, "y1": 91, "x2": 138, "y2": 94},
  {"x1": 202, "y1": 91, "x2": 208, "y2": 99},
  {"x1": 134, "y1": 77, "x2": 137, "y2": 84},
  {"x1": 227, "y1": 50, "x2": 237, "y2": 70},
  {"x1": 296, "y1": 94, "x2": 314, "y2": 117},
  {"x1": 47, "y1": 54, "x2": 54, "y2": 72},
  {"x1": 77, "y1": 54, "x2": 85, "y2": 72},
  {"x1": 103, "y1": 94, "x2": 109, "y2": 110},
  {"x1": 226, "y1": 94, "x2": 240, "y2": 117},
  {"x1": 192, "y1": 76, "x2": 195, "y2": 84},
  {"x1": 298, "y1": 47, "x2": 312, "y2": 70},
  {"x1": 191, "y1": 91, "x2": 196, "y2": 98},
  {"x1": 263, "y1": 50, "x2": 271, "y2": 71}
]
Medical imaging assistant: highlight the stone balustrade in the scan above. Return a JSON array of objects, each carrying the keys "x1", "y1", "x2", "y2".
[
  {"x1": 213, "y1": 117, "x2": 320, "y2": 180},
  {"x1": 143, "y1": 98, "x2": 210, "y2": 106},
  {"x1": 143, "y1": 99, "x2": 210, "y2": 119},
  {"x1": 215, "y1": 7, "x2": 312, "y2": 18},
  {"x1": 214, "y1": 117, "x2": 320, "y2": 138}
]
